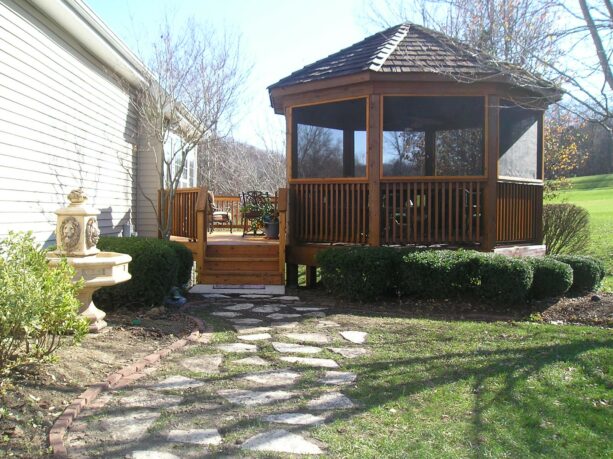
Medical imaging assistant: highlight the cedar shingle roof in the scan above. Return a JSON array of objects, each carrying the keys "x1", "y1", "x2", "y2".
[{"x1": 268, "y1": 23, "x2": 560, "y2": 99}]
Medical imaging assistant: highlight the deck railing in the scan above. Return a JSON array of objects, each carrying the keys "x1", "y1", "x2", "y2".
[
  {"x1": 496, "y1": 180, "x2": 542, "y2": 243},
  {"x1": 213, "y1": 194, "x2": 278, "y2": 230},
  {"x1": 291, "y1": 182, "x2": 369, "y2": 244},
  {"x1": 164, "y1": 187, "x2": 200, "y2": 240},
  {"x1": 381, "y1": 179, "x2": 484, "y2": 245}
]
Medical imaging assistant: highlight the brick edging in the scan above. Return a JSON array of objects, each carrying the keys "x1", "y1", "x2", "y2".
[{"x1": 49, "y1": 312, "x2": 212, "y2": 458}]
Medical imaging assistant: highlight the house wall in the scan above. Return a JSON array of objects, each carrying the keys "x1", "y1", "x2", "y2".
[{"x1": 0, "y1": 0, "x2": 137, "y2": 245}]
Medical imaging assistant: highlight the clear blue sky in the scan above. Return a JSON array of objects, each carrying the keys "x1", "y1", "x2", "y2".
[{"x1": 87, "y1": 0, "x2": 385, "y2": 149}]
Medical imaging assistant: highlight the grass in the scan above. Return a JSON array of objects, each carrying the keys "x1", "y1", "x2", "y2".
[
  {"x1": 314, "y1": 314, "x2": 612, "y2": 458},
  {"x1": 553, "y1": 174, "x2": 613, "y2": 291}
]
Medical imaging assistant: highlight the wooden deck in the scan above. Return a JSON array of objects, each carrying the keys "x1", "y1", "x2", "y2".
[{"x1": 206, "y1": 231, "x2": 279, "y2": 246}]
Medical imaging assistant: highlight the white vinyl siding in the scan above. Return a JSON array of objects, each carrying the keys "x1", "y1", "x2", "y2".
[{"x1": 0, "y1": 0, "x2": 137, "y2": 245}]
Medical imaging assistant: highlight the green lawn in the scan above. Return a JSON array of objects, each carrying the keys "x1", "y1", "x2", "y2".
[
  {"x1": 316, "y1": 315, "x2": 612, "y2": 458},
  {"x1": 553, "y1": 174, "x2": 613, "y2": 291}
]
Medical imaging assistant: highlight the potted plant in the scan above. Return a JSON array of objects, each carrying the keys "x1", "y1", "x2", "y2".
[{"x1": 261, "y1": 198, "x2": 279, "y2": 239}]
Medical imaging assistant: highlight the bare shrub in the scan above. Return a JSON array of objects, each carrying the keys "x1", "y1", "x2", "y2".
[{"x1": 543, "y1": 203, "x2": 590, "y2": 254}]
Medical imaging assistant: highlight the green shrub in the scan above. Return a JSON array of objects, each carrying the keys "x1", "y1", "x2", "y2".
[
  {"x1": 477, "y1": 254, "x2": 533, "y2": 304},
  {"x1": 398, "y1": 250, "x2": 482, "y2": 298},
  {"x1": 167, "y1": 241, "x2": 194, "y2": 286},
  {"x1": 543, "y1": 203, "x2": 590, "y2": 254},
  {"x1": 0, "y1": 232, "x2": 87, "y2": 370},
  {"x1": 317, "y1": 247, "x2": 402, "y2": 300},
  {"x1": 551, "y1": 255, "x2": 605, "y2": 294},
  {"x1": 94, "y1": 237, "x2": 179, "y2": 309},
  {"x1": 528, "y1": 257, "x2": 573, "y2": 299}
]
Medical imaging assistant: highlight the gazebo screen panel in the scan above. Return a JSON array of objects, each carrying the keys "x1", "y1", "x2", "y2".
[
  {"x1": 382, "y1": 96, "x2": 485, "y2": 177},
  {"x1": 499, "y1": 101, "x2": 541, "y2": 179},
  {"x1": 292, "y1": 98, "x2": 367, "y2": 179}
]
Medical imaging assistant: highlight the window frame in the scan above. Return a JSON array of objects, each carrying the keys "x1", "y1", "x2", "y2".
[
  {"x1": 288, "y1": 96, "x2": 370, "y2": 183},
  {"x1": 380, "y1": 95, "x2": 488, "y2": 181}
]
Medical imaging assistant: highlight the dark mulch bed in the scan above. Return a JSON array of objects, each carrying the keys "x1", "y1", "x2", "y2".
[
  {"x1": 0, "y1": 308, "x2": 195, "y2": 458},
  {"x1": 292, "y1": 287, "x2": 613, "y2": 327}
]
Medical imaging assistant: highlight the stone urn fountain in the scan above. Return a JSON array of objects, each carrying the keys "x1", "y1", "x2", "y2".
[{"x1": 46, "y1": 189, "x2": 131, "y2": 332}]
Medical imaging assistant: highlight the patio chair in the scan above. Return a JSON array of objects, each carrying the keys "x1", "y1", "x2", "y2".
[
  {"x1": 207, "y1": 191, "x2": 233, "y2": 233},
  {"x1": 240, "y1": 190, "x2": 268, "y2": 237}
]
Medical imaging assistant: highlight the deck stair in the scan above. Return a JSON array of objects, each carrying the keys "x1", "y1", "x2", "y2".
[{"x1": 199, "y1": 242, "x2": 284, "y2": 285}]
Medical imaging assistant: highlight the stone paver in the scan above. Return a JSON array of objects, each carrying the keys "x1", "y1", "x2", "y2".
[
  {"x1": 167, "y1": 428, "x2": 222, "y2": 445},
  {"x1": 233, "y1": 325, "x2": 272, "y2": 333},
  {"x1": 150, "y1": 375, "x2": 204, "y2": 391},
  {"x1": 215, "y1": 343, "x2": 257, "y2": 353},
  {"x1": 263, "y1": 413, "x2": 325, "y2": 426},
  {"x1": 238, "y1": 333, "x2": 272, "y2": 341},
  {"x1": 308, "y1": 392, "x2": 355, "y2": 410},
  {"x1": 279, "y1": 356, "x2": 339, "y2": 368},
  {"x1": 320, "y1": 371, "x2": 357, "y2": 385},
  {"x1": 268, "y1": 313, "x2": 302, "y2": 320},
  {"x1": 283, "y1": 332, "x2": 330, "y2": 344},
  {"x1": 224, "y1": 303, "x2": 255, "y2": 311},
  {"x1": 240, "y1": 294, "x2": 272, "y2": 299},
  {"x1": 230, "y1": 318, "x2": 263, "y2": 325},
  {"x1": 272, "y1": 342, "x2": 322, "y2": 354},
  {"x1": 233, "y1": 356, "x2": 271, "y2": 366},
  {"x1": 180, "y1": 355, "x2": 223, "y2": 373},
  {"x1": 276, "y1": 296, "x2": 300, "y2": 301},
  {"x1": 218, "y1": 389, "x2": 296, "y2": 406},
  {"x1": 130, "y1": 451, "x2": 180, "y2": 459},
  {"x1": 241, "y1": 429, "x2": 322, "y2": 455},
  {"x1": 340, "y1": 331, "x2": 368, "y2": 344},
  {"x1": 292, "y1": 307, "x2": 327, "y2": 312},
  {"x1": 118, "y1": 390, "x2": 182, "y2": 409},
  {"x1": 201, "y1": 293, "x2": 230, "y2": 299},
  {"x1": 329, "y1": 347, "x2": 369, "y2": 358},
  {"x1": 210, "y1": 311, "x2": 242, "y2": 318},
  {"x1": 252, "y1": 304, "x2": 282, "y2": 313},
  {"x1": 243, "y1": 370, "x2": 301, "y2": 386},
  {"x1": 99, "y1": 411, "x2": 161, "y2": 442},
  {"x1": 271, "y1": 321, "x2": 299, "y2": 329}
]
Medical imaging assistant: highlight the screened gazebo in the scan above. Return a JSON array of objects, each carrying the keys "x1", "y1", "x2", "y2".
[{"x1": 268, "y1": 23, "x2": 561, "y2": 278}]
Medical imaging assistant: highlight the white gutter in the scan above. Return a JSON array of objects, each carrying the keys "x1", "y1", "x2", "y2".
[{"x1": 27, "y1": 0, "x2": 149, "y2": 86}]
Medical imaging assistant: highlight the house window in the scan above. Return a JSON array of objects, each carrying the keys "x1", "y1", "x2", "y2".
[
  {"x1": 292, "y1": 98, "x2": 367, "y2": 179},
  {"x1": 499, "y1": 101, "x2": 541, "y2": 180},
  {"x1": 383, "y1": 96, "x2": 485, "y2": 177},
  {"x1": 165, "y1": 131, "x2": 197, "y2": 187}
]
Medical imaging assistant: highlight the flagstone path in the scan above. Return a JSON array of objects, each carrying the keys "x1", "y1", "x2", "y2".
[{"x1": 64, "y1": 294, "x2": 370, "y2": 457}]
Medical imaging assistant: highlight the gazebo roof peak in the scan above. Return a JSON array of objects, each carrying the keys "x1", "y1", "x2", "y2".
[{"x1": 268, "y1": 22, "x2": 561, "y2": 101}]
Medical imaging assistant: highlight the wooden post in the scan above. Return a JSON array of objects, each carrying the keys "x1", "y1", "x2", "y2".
[
  {"x1": 305, "y1": 266, "x2": 317, "y2": 288},
  {"x1": 195, "y1": 185, "x2": 208, "y2": 283},
  {"x1": 278, "y1": 188, "x2": 288, "y2": 278},
  {"x1": 482, "y1": 95, "x2": 499, "y2": 251},
  {"x1": 367, "y1": 95, "x2": 382, "y2": 246},
  {"x1": 425, "y1": 129, "x2": 436, "y2": 176},
  {"x1": 343, "y1": 129, "x2": 355, "y2": 177},
  {"x1": 286, "y1": 263, "x2": 299, "y2": 287}
]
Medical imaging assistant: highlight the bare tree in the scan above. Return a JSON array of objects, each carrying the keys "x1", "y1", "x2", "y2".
[
  {"x1": 198, "y1": 137, "x2": 286, "y2": 195},
  {"x1": 133, "y1": 18, "x2": 245, "y2": 239}
]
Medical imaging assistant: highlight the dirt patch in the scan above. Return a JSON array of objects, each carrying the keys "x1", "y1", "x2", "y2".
[
  {"x1": 0, "y1": 310, "x2": 195, "y2": 458},
  {"x1": 537, "y1": 293, "x2": 613, "y2": 326},
  {"x1": 291, "y1": 287, "x2": 613, "y2": 326}
]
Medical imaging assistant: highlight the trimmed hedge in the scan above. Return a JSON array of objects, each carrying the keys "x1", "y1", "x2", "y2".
[
  {"x1": 477, "y1": 254, "x2": 533, "y2": 303},
  {"x1": 317, "y1": 247, "x2": 402, "y2": 300},
  {"x1": 167, "y1": 240, "x2": 194, "y2": 286},
  {"x1": 551, "y1": 255, "x2": 605, "y2": 294},
  {"x1": 317, "y1": 247, "x2": 604, "y2": 304},
  {"x1": 528, "y1": 257, "x2": 573, "y2": 299},
  {"x1": 398, "y1": 250, "x2": 481, "y2": 298},
  {"x1": 93, "y1": 237, "x2": 192, "y2": 309}
]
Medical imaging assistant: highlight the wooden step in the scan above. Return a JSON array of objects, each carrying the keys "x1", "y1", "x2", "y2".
[
  {"x1": 200, "y1": 270, "x2": 284, "y2": 285},
  {"x1": 205, "y1": 256, "x2": 278, "y2": 263},
  {"x1": 205, "y1": 244, "x2": 278, "y2": 258},
  {"x1": 204, "y1": 260, "x2": 279, "y2": 272}
]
